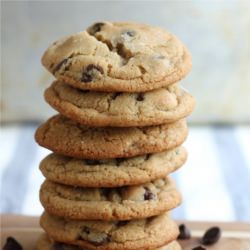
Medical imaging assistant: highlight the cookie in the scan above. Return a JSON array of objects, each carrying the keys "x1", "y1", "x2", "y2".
[
  {"x1": 35, "y1": 115, "x2": 188, "y2": 159},
  {"x1": 37, "y1": 233, "x2": 182, "y2": 250},
  {"x1": 40, "y1": 212, "x2": 179, "y2": 250},
  {"x1": 41, "y1": 21, "x2": 192, "y2": 92},
  {"x1": 40, "y1": 177, "x2": 181, "y2": 221},
  {"x1": 45, "y1": 81, "x2": 195, "y2": 127},
  {"x1": 39, "y1": 147, "x2": 187, "y2": 188}
]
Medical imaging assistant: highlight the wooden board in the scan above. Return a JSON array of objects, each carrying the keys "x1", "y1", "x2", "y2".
[{"x1": 1, "y1": 215, "x2": 250, "y2": 250}]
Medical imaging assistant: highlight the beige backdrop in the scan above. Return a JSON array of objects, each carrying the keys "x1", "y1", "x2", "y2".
[{"x1": 1, "y1": 1, "x2": 250, "y2": 124}]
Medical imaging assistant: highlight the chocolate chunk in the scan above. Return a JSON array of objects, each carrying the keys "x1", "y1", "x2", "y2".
[
  {"x1": 177, "y1": 224, "x2": 191, "y2": 240},
  {"x1": 201, "y1": 226, "x2": 221, "y2": 245},
  {"x1": 192, "y1": 246, "x2": 206, "y2": 250},
  {"x1": 81, "y1": 64, "x2": 104, "y2": 83},
  {"x1": 85, "y1": 159, "x2": 101, "y2": 165},
  {"x1": 88, "y1": 22, "x2": 105, "y2": 35},
  {"x1": 53, "y1": 58, "x2": 68, "y2": 74},
  {"x1": 53, "y1": 242, "x2": 65, "y2": 250},
  {"x1": 144, "y1": 187, "x2": 155, "y2": 200},
  {"x1": 111, "y1": 92, "x2": 122, "y2": 100},
  {"x1": 136, "y1": 93, "x2": 144, "y2": 101},
  {"x1": 3, "y1": 237, "x2": 23, "y2": 250}
]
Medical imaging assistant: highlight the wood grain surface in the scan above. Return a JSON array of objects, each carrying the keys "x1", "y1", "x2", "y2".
[{"x1": 1, "y1": 215, "x2": 250, "y2": 250}]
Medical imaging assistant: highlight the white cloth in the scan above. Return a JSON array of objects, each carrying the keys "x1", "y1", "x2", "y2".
[{"x1": 1, "y1": 124, "x2": 250, "y2": 222}]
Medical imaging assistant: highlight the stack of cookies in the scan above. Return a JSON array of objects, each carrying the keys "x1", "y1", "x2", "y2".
[{"x1": 35, "y1": 22, "x2": 195, "y2": 250}]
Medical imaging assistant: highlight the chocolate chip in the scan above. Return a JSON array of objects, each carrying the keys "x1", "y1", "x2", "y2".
[
  {"x1": 136, "y1": 93, "x2": 144, "y2": 101},
  {"x1": 116, "y1": 158, "x2": 126, "y2": 166},
  {"x1": 145, "y1": 154, "x2": 151, "y2": 160},
  {"x1": 201, "y1": 226, "x2": 221, "y2": 245},
  {"x1": 85, "y1": 159, "x2": 101, "y2": 165},
  {"x1": 120, "y1": 31, "x2": 136, "y2": 42},
  {"x1": 177, "y1": 224, "x2": 191, "y2": 240},
  {"x1": 81, "y1": 64, "x2": 104, "y2": 83},
  {"x1": 117, "y1": 221, "x2": 128, "y2": 227},
  {"x1": 101, "y1": 188, "x2": 112, "y2": 197},
  {"x1": 82, "y1": 73, "x2": 92, "y2": 83},
  {"x1": 125, "y1": 31, "x2": 136, "y2": 37},
  {"x1": 53, "y1": 242, "x2": 65, "y2": 250},
  {"x1": 144, "y1": 187, "x2": 155, "y2": 200},
  {"x1": 111, "y1": 92, "x2": 122, "y2": 100},
  {"x1": 80, "y1": 90, "x2": 90, "y2": 94},
  {"x1": 192, "y1": 246, "x2": 206, "y2": 250},
  {"x1": 83, "y1": 226, "x2": 90, "y2": 234},
  {"x1": 3, "y1": 237, "x2": 23, "y2": 250},
  {"x1": 80, "y1": 227, "x2": 110, "y2": 246},
  {"x1": 53, "y1": 58, "x2": 68, "y2": 74},
  {"x1": 87, "y1": 64, "x2": 103, "y2": 73},
  {"x1": 88, "y1": 22, "x2": 105, "y2": 35}
]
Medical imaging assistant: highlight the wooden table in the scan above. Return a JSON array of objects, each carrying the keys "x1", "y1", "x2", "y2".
[{"x1": 1, "y1": 215, "x2": 250, "y2": 249}]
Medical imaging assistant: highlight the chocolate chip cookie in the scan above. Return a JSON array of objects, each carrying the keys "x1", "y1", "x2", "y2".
[
  {"x1": 40, "y1": 212, "x2": 179, "y2": 250},
  {"x1": 40, "y1": 177, "x2": 181, "y2": 220},
  {"x1": 37, "y1": 233, "x2": 182, "y2": 250},
  {"x1": 45, "y1": 81, "x2": 195, "y2": 127},
  {"x1": 42, "y1": 22, "x2": 192, "y2": 92},
  {"x1": 35, "y1": 115, "x2": 188, "y2": 159},
  {"x1": 39, "y1": 147, "x2": 187, "y2": 188}
]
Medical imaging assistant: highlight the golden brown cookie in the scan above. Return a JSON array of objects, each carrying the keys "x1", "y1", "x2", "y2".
[
  {"x1": 40, "y1": 212, "x2": 179, "y2": 250},
  {"x1": 42, "y1": 22, "x2": 191, "y2": 92},
  {"x1": 40, "y1": 177, "x2": 181, "y2": 221},
  {"x1": 35, "y1": 115, "x2": 188, "y2": 159},
  {"x1": 37, "y1": 233, "x2": 182, "y2": 250},
  {"x1": 39, "y1": 147, "x2": 187, "y2": 188},
  {"x1": 45, "y1": 81, "x2": 195, "y2": 127}
]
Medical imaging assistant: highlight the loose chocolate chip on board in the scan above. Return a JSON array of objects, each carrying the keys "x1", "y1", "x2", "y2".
[
  {"x1": 81, "y1": 64, "x2": 104, "y2": 83},
  {"x1": 192, "y1": 246, "x2": 206, "y2": 250},
  {"x1": 88, "y1": 22, "x2": 105, "y2": 35},
  {"x1": 201, "y1": 226, "x2": 221, "y2": 245},
  {"x1": 3, "y1": 237, "x2": 23, "y2": 250},
  {"x1": 144, "y1": 187, "x2": 155, "y2": 200},
  {"x1": 177, "y1": 224, "x2": 191, "y2": 240}
]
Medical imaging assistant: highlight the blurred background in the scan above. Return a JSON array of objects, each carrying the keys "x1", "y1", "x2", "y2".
[{"x1": 1, "y1": 1, "x2": 250, "y2": 222}]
